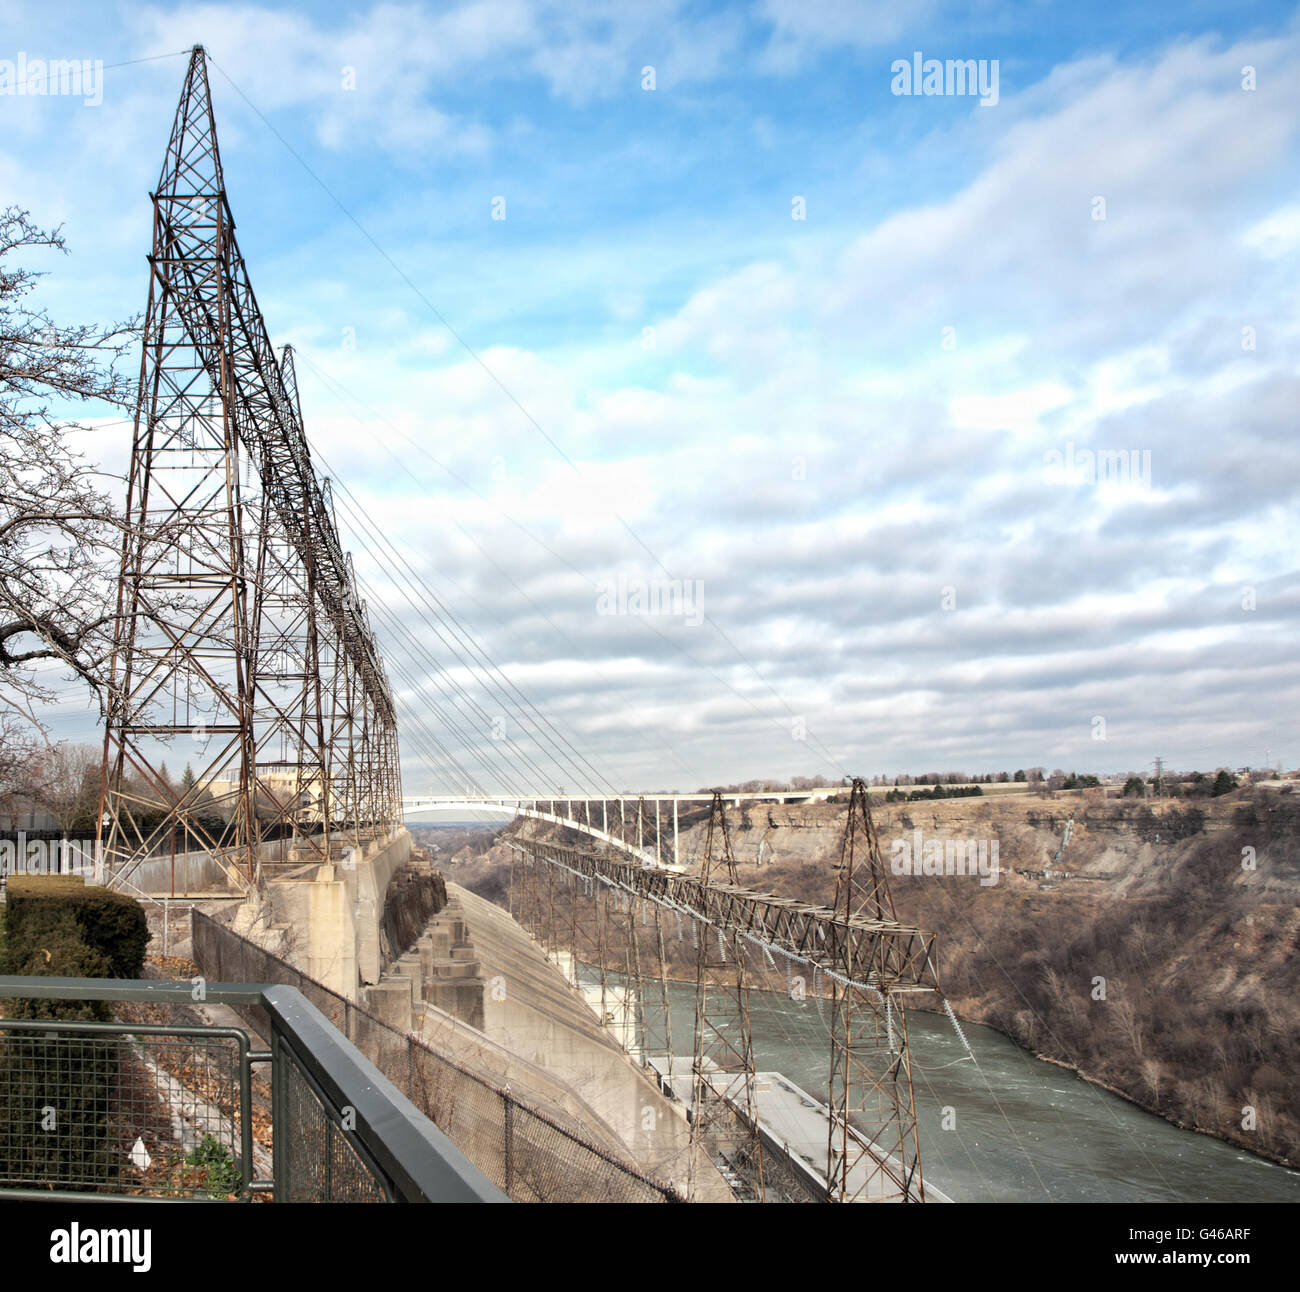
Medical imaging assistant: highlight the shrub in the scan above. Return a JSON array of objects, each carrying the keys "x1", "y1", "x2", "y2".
[
  {"x1": 185, "y1": 1134, "x2": 241, "y2": 1196},
  {"x1": 0, "y1": 877, "x2": 146, "y2": 1191},
  {"x1": 2, "y1": 876, "x2": 147, "y2": 1005}
]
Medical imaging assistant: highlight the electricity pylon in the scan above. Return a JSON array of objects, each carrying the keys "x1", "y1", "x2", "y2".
[
  {"x1": 825, "y1": 778, "x2": 936, "y2": 1202},
  {"x1": 99, "y1": 47, "x2": 400, "y2": 890},
  {"x1": 687, "y1": 791, "x2": 764, "y2": 1201}
]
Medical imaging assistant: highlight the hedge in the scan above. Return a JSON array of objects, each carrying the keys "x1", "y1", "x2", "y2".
[
  {"x1": 0, "y1": 877, "x2": 148, "y2": 1190},
  {"x1": 2, "y1": 876, "x2": 148, "y2": 1012}
]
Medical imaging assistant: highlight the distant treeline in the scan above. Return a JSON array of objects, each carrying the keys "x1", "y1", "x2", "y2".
[{"x1": 884, "y1": 784, "x2": 984, "y2": 803}]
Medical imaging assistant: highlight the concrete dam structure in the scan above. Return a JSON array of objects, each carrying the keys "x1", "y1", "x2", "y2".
[{"x1": 204, "y1": 827, "x2": 720, "y2": 1198}]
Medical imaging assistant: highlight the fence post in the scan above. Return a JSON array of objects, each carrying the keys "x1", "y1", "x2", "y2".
[
  {"x1": 504, "y1": 1094, "x2": 514, "y2": 1196},
  {"x1": 271, "y1": 1027, "x2": 286, "y2": 1203}
]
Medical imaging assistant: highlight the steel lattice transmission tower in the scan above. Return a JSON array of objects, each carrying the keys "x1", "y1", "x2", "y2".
[
  {"x1": 825, "y1": 778, "x2": 937, "y2": 1202},
  {"x1": 511, "y1": 806, "x2": 947, "y2": 1202},
  {"x1": 99, "y1": 47, "x2": 401, "y2": 889},
  {"x1": 687, "y1": 791, "x2": 764, "y2": 1201}
]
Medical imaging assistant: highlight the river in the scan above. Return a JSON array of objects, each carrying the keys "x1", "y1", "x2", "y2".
[{"x1": 613, "y1": 973, "x2": 1300, "y2": 1202}]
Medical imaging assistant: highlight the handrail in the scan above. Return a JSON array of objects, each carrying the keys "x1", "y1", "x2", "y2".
[{"x1": 0, "y1": 976, "x2": 507, "y2": 1204}]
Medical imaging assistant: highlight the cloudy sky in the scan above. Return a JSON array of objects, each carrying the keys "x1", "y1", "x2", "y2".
[{"x1": 4, "y1": 0, "x2": 1299, "y2": 793}]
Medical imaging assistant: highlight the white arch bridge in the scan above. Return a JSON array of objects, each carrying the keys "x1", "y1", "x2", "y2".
[{"x1": 400, "y1": 789, "x2": 846, "y2": 869}]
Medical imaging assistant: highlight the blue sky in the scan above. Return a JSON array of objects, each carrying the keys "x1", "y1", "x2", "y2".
[{"x1": 4, "y1": 0, "x2": 1300, "y2": 791}]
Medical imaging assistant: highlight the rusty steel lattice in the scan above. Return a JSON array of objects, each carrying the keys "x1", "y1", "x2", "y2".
[
  {"x1": 99, "y1": 47, "x2": 401, "y2": 888},
  {"x1": 825, "y1": 778, "x2": 929, "y2": 1203},
  {"x1": 687, "y1": 791, "x2": 764, "y2": 1201},
  {"x1": 512, "y1": 778, "x2": 944, "y2": 1203}
]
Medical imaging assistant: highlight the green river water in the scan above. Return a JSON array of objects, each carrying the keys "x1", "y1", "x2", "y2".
[{"x1": 625, "y1": 974, "x2": 1300, "y2": 1202}]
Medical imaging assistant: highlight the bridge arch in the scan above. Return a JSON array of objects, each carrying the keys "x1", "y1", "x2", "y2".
[{"x1": 401, "y1": 798, "x2": 670, "y2": 869}]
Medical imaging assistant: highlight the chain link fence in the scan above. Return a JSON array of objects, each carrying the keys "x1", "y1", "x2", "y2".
[
  {"x1": 276, "y1": 1038, "x2": 388, "y2": 1202},
  {"x1": 192, "y1": 911, "x2": 679, "y2": 1202},
  {"x1": 0, "y1": 1019, "x2": 248, "y2": 1198}
]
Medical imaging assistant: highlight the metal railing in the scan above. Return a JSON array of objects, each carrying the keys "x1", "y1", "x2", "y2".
[
  {"x1": 192, "y1": 912, "x2": 683, "y2": 1202},
  {"x1": 0, "y1": 976, "x2": 506, "y2": 1204}
]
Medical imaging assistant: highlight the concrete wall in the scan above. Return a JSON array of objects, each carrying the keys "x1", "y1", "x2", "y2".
[
  {"x1": 234, "y1": 828, "x2": 415, "y2": 1000},
  {"x1": 419, "y1": 898, "x2": 485, "y2": 1028},
  {"x1": 440, "y1": 884, "x2": 726, "y2": 1195},
  {"x1": 223, "y1": 831, "x2": 724, "y2": 1193},
  {"x1": 119, "y1": 849, "x2": 237, "y2": 896}
]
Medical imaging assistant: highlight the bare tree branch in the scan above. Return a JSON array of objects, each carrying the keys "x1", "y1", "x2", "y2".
[{"x1": 0, "y1": 205, "x2": 142, "y2": 748}]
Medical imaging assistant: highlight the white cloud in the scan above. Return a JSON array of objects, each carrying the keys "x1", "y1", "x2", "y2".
[
  {"x1": 8, "y1": 7, "x2": 1300, "y2": 785},
  {"x1": 756, "y1": 0, "x2": 943, "y2": 73},
  {"x1": 950, "y1": 382, "x2": 1073, "y2": 436},
  {"x1": 1242, "y1": 203, "x2": 1300, "y2": 259}
]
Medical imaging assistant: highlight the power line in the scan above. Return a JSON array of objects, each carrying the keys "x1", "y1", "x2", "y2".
[
  {"x1": 317, "y1": 458, "x2": 618, "y2": 796},
  {"x1": 294, "y1": 352, "x2": 703, "y2": 789},
  {"x1": 297, "y1": 354, "x2": 835, "y2": 784},
  {"x1": 207, "y1": 56, "x2": 852, "y2": 781},
  {"x1": 6, "y1": 48, "x2": 193, "y2": 95},
  {"x1": 324, "y1": 484, "x2": 606, "y2": 796}
]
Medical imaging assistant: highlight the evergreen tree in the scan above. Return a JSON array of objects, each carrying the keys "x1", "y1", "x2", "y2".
[{"x1": 1211, "y1": 769, "x2": 1237, "y2": 797}]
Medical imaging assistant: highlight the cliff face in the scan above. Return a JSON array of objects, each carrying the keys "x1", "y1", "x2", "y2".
[
  {"x1": 445, "y1": 787, "x2": 1300, "y2": 1166},
  {"x1": 380, "y1": 851, "x2": 448, "y2": 965},
  {"x1": 712, "y1": 789, "x2": 1300, "y2": 1165}
]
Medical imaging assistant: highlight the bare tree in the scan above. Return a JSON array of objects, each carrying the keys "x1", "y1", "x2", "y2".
[
  {"x1": 30, "y1": 741, "x2": 101, "y2": 832},
  {"x1": 0, "y1": 206, "x2": 140, "y2": 745},
  {"x1": 0, "y1": 709, "x2": 39, "y2": 828},
  {"x1": 1111, "y1": 995, "x2": 1146, "y2": 1060}
]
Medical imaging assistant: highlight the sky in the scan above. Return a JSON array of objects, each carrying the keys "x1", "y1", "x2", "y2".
[{"x1": 3, "y1": 0, "x2": 1299, "y2": 794}]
